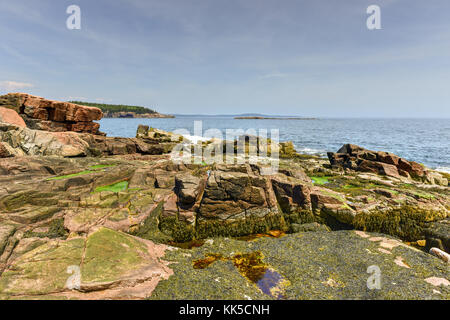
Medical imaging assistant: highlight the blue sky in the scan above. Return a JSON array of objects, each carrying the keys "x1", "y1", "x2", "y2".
[{"x1": 0, "y1": 0, "x2": 449, "y2": 117}]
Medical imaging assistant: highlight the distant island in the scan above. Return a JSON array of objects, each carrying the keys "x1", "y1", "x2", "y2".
[
  {"x1": 172, "y1": 113, "x2": 318, "y2": 119},
  {"x1": 235, "y1": 116, "x2": 317, "y2": 120},
  {"x1": 69, "y1": 101, "x2": 175, "y2": 118}
]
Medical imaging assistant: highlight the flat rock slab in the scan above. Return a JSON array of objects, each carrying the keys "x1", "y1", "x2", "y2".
[
  {"x1": 150, "y1": 230, "x2": 449, "y2": 300},
  {"x1": 0, "y1": 228, "x2": 172, "y2": 300}
]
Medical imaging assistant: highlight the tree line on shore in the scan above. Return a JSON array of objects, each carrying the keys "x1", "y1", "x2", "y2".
[{"x1": 69, "y1": 101, "x2": 157, "y2": 115}]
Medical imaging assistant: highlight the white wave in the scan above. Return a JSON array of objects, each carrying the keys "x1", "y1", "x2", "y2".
[
  {"x1": 182, "y1": 134, "x2": 213, "y2": 144},
  {"x1": 295, "y1": 146, "x2": 326, "y2": 156},
  {"x1": 435, "y1": 167, "x2": 450, "y2": 174}
]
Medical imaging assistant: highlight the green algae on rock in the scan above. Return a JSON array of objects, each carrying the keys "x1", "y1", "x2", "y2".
[
  {"x1": 23, "y1": 218, "x2": 68, "y2": 239},
  {"x1": 81, "y1": 228, "x2": 149, "y2": 284},
  {"x1": 150, "y1": 231, "x2": 449, "y2": 300},
  {"x1": 46, "y1": 170, "x2": 95, "y2": 181},
  {"x1": 94, "y1": 181, "x2": 129, "y2": 193},
  {"x1": 353, "y1": 206, "x2": 447, "y2": 241},
  {"x1": 310, "y1": 176, "x2": 331, "y2": 185},
  {"x1": 0, "y1": 228, "x2": 173, "y2": 299},
  {"x1": 0, "y1": 238, "x2": 85, "y2": 296}
]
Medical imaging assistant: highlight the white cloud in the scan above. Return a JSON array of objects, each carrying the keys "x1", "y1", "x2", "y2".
[
  {"x1": 66, "y1": 96, "x2": 88, "y2": 101},
  {"x1": 0, "y1": 81, "x2": 34, "y2": 91}
]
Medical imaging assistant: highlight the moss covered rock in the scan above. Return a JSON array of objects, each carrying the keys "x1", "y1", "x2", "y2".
[
  {"x1": 150, "y1": 230, "x2": 449, "y2": 300},
  {"x1": 0, "y1": 228, "x2": 172, "y2": 299}
]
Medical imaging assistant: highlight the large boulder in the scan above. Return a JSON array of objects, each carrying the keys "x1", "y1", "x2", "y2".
[
  {"x1": 0, "y1": 107, "x2": 26, "y2": 127},
  {"x1": 191, "y1": 165, "x2": 286, "y2": 239},
  {"x1": 397, "y1": 158, "x2": 425, "y2": 179},
  {"x1": 0, "y1": 123, "x2": 90, "y2": 157},
  {"x1": 270, "y1": 174, "x2": 311, "y2": 213},
  {"x1": 198, "y1": 168, "x2": 277, "y2": 220},
  {"x1": 175, "y1": 173, "x2": 204, "y2": 207},
  {"x1": 136, "y1": 125, "x2": 183, "y2": 142},
  {"x1": 0, "y1": 122, "x2": 179, "y2": 158},
  {"x1": 358, "y1": 160, "x2": 400, "y2": 178},
  {"x1": 310, "y1": 188, "x2": 356, "y2": 225},
  {"x1": 154, "y1": 164, "x2": 286, "y2": 241},
  {"x1": 328, "y1": 144, "x2": 446, "y2": 185},
  {"x1": 377, "y1": 151, "x2": 400, "y2": 166}
]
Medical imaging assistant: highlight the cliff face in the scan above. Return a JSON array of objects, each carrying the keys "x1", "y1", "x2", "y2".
[
  {"x1": 0, "y1": 95, "x2": 178, "y2": 158},
  {"x1": 0, "y1": 93, "x2": 103, "y2": 134}
]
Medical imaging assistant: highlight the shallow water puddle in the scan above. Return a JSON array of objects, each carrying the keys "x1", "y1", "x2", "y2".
[
  {"x1": 193, "y1": 251, "x2": 289, "y2": 299},
  {"x1": 256, "y1": 269, "x2": 287, "y2": 299}
]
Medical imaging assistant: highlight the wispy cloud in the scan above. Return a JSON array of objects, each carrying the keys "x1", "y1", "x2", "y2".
[
  {"x1": 65, "y1": 96, "x2": 88, "y2": 101},
  {"x1": 0, "y1": 81, "x2": 34, "y2": 91},
  {"x1": 259, "y1": 72, "x2": 290, "y2": 80},
  {"x1": 95, "y1": 98, "x2": 113, "y2": 103},
  {"x1": 59, "y1": 97, "x2": 113, "y2": 103},
  {"x1": 0, "y1": 0, "x2": 449, "y2": 117}
]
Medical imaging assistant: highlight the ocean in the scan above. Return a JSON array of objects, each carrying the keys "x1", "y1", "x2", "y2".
[{"x1": 98, "y1": 117, "x2": 450, "y2": 173}]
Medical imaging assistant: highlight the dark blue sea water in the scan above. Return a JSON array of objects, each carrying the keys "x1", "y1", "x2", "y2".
[{"x1": 98, "y1": 117, "x2": 450, "y2": 173}]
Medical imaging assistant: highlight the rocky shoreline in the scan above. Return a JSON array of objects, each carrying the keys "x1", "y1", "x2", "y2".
[
  {"x1": 0, "y1": 93, "x2": 448, "y2": 300},
  {"x1": 103, "y1": 111, "x2": 175, "y2": 119}
]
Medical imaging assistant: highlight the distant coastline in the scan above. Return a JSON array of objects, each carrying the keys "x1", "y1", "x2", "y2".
[
  {"x1": 171, "y1": 113, "x2": 316, "y2": 119},
  {"x1": 234, "y1": 116, "x2": 317, "y2": 120},
  {"x1": 103, "y1": 112, "x2": 175, "y2": 119},
  {"x1": 69, "y1": 101, "x2": 174, "y2": 119}
]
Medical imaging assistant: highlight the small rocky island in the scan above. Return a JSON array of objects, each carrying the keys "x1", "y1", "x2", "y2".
[
  {"x1": 235, "y1": 116, "x2": 317, "y2": 120},
  {"x1": 0, "y1": 93, "x2": 448, "y2": 300}
]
